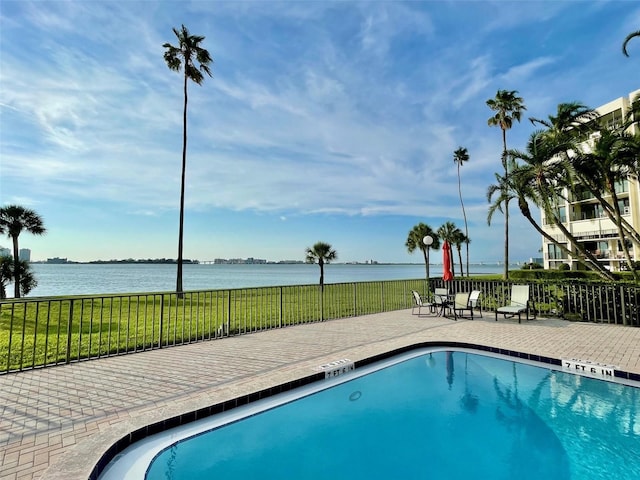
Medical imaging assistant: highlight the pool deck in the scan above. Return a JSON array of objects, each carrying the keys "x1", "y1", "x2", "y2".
[{"x1": 1, "y1": 310, "x2": 640, "y2": 480}]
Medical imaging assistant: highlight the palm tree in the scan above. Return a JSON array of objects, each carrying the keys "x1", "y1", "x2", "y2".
[
  {"x1": 163, "y1": 24, "x2": 213, "y2": 295},
  {"x1": 530, "y1": 102, "x2": 598, "y2": 148},
  {"x1": 622, "y1": 30, "x2": 640, "y2": 57},
  {"x1": 451, "y1": 230, "x2": 468, "y2": 277},
  {"x1": 305, "y1": 242, "x2": 337, "y2": 289},
  {"x1": 571, "y1": 128, "x2": 640, "y2": 279},
  {"x1": 0, "y1": 205, "x2": 46, "y2": 298},
  {"x1": 405, "y1": 222, "x2": 441, "y2": 282},
  {"x1": 507, "y1": 132, "x2": 615, "y2": 280},
  {"x1": 624, "y1": 93, "x2": 640, "y2": 130},
  {"x1": 437, "y1": 221, "x2": 462, "y2": 278},
  {"x1": 0, "y1": 255, "x2": 11, "y2": 299},
  {"x1": 0, "y1": 258, "x2": 38, "y2": 299},
  {"x1": 453, "y1": 146, "x2": 470, "y2": 276},
  {"x1": 487, "y1": 156, "x2": 598, "y2": 276},
  {"x1": 487, "y1": 90, "x2": 526, "y2": 279}
]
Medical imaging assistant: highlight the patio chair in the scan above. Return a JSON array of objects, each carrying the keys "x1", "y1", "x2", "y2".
[
  {"x1": 450, "y1": 292, "x2": 472, "y2": 320},
  {"x1": 468, "y1": 290, "x2": 482, "y2": 318},
  {"x1": 433, "y1": 287, "x2": 450, "y2": 316},
  {"x1": 496, "y1": 285, "x2": 531, "y2": 323},
  {"x1": 411, "y1": 290, "x2": 434, "y2": 315}
]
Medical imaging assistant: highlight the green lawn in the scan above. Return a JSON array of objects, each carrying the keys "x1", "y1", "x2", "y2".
[{"x1": 0, "y1": 279, "x2": 426, "y2": 372}]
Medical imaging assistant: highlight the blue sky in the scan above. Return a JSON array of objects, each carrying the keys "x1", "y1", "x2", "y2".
[{"x1": 1, "y1": 1, "x2": 639, "y2": 264}]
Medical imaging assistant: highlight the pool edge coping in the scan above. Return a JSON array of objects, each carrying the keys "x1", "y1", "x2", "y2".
[{"x1": 87, "y1": 340, "x2": 640, "y2": 480}]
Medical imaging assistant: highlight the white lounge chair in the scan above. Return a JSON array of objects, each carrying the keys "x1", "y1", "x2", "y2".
[
  {"x1": 411, "y1": 290, "x2": 434, "y2": 315},
  {"x1": 468, "y1": 290, "x2": 482, "y2": 318},
  {"x1": 496, "y1": 285, "x2": 531, "y2": 323}
]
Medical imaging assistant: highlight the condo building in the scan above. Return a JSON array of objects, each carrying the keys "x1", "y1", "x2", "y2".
[{"x1": 541, "y1": 89, "x2": 640, "y2": 271}]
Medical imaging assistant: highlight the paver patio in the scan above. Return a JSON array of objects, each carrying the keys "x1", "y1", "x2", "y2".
[{"x1": 1, "y1": 310, "x2": 639, "y2": 480}]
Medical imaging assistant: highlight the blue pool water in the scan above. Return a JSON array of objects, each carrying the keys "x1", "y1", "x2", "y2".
[{"x1": 100, "y1": 349, "x2": 640, "y2": 479}]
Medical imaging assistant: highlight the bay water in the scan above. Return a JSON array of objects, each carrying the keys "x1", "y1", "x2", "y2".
[{"x1": 22, "y1": 262, "x2": 507, "y2": 298}]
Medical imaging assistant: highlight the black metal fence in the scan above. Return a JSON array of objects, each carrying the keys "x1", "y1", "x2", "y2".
[
  {"x1": 1, "y1": 278, "x2": 638, "y2": 374},
  {"x1": 0, "y1": 278, "x2": 426, "y2": 374},
  {"x1": 433, "y1": 278, "x2": 640, "y2": 326}
]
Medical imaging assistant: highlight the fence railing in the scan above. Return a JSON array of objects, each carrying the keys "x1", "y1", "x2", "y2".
[
  {"x1": 432, "y1": 278, "x2": 640, "y2": 327},
  {"x1": 0, "y1": 278, "x2": 427, "y2": 374},
  {"x1": 2, "y1": 278, "x2": 638, "y2": 374}
]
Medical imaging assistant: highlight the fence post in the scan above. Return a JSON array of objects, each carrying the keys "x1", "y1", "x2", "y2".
[
  {"x1": 65, "y1": 301, "x2": 74, "y2": 364},
  {"x1": 227, "y1": 290, "x2": 232, "y2": 335},
  {"x1": 620, "y1": 285, "x2": 628, "y2": 326},
  {"x1": 279, "y1": 286, "x2": 283, "y2": 328},
  {"x1": 6, "y1": 303, "x2": 14, "y2": 372},
  {"x1": 353, "y1": 283, "x2": 357, "y2": 317},
  {"x1": 158, "y1": 294, "x2": 164, "y2": 348}
]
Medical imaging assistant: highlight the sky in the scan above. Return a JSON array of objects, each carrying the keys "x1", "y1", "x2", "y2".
[{"x1": 1, "y1": 1, "x2": 639, "y2": 264}]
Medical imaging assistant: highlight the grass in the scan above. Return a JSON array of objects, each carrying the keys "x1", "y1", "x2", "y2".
[{"x1": 0, "y1": 279, "x2": 426, "y2": 372}]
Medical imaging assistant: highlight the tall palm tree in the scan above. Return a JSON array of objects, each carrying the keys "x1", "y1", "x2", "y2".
[
  {"x1": 305, "y1": 242, "x2": 337, "y2": 289},
  {"x1": 405, "y1": 222, "x2": 441, "y2": 281},
  {"x1": 622, "y1": 30, "x2": 640, "y2": 57},
  {"x1": 453, "y1": 146, "x2": 470, "y2": 276},
  {"x1": 0, "y1": 205, "x2": 46, "y2": 298},
  {"x1": 437, "y1": 221, "x2": 462, "y2": 278},
  {"x1": 487, "y1": 90, "x2": 526, "y2": 279},
  {"x1": 163, "y1": 24, "x2": 213, "y2": 295}
]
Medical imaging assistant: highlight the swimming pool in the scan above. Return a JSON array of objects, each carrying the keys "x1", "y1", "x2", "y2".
[{"x1": 99, "y1": 349, "x2": 640, "y2": 479}]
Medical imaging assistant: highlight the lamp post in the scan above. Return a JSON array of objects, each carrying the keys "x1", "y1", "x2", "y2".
[{"x1": 423, "y1": 235, "x2": 434, "y2": 287}]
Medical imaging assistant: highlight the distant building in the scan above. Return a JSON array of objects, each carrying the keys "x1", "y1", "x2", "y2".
[
  {"x1": 46, "y1": 257, "x2": 69, "y2": 264},
  {"x1": 0, "y1": 246, "x2": 10, "y2": 257},
  {"x1": 19, "y1": 248, "x2": 31, "y2": 262},
  {"x1": 214, "y1": 257, "x2": 267, "y2": 264}
]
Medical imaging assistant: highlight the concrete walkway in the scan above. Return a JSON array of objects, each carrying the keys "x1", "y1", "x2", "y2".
[{"x1": 1, "y1": 310, "x2": 639, "y2": 480}]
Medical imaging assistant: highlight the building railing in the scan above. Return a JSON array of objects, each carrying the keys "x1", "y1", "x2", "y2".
[{"x1": 2, "y1": 278, "x2": 639, "y2": 374}]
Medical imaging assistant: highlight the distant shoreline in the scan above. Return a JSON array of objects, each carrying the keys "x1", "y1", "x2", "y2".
[{"x1": 31, "y1": 259, "x2": 516, "y2": 266}]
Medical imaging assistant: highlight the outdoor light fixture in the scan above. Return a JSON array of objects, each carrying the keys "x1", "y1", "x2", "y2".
[{"x1": 423, "y1": 235, "x2": 434, "y2": 283}]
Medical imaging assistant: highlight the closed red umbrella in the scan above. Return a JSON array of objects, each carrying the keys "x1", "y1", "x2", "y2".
[{"x1": 443, "y1": 241, "x2": 453, "y2": 282}]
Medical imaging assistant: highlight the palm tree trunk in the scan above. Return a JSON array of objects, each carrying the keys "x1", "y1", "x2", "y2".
[
  {"x1": 12, "y1": 236, "x2": 20, "y2": 298},
  {"x1": 176, "y1": 71, "x2": 188, "y2": 295},
  {"x1": 518, "y1": 198, "x2": 600, "y2": 274},
  {"x1": 422, "y1": 248, "x2": 429, "y2": 280},
  {"x1": 502, "y1": 140, "x2": 509, "y2": 280},
  {"x1": 450, "y1": 251, "x2": 456, "y2": 278},
  {"x1": 609, "y1": 186, "x2": 637, "y2": 279},
  {"x1": 457, "y1": 163, "x2": 469, "y2": 277}
]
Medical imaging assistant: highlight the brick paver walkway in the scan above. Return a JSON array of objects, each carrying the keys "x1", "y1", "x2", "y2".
[{"x1": 1, "y1": 310, "x2": 639, "y2": 480}]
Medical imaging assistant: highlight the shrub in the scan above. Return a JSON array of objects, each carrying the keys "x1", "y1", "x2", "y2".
[{"x1": 521, "y1": 262, "x2": 543, "y2": 270}]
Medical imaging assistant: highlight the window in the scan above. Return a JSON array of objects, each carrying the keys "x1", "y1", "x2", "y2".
[
  {"x1": 547, "y1": 243, "x2": 568, "y2": 260},
  {"x1": 558, "y1": 206, "x2": 567, "y2": 223},
  {"x1": 614, "y1": 179, "x2": 628, "y2": 194}
]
